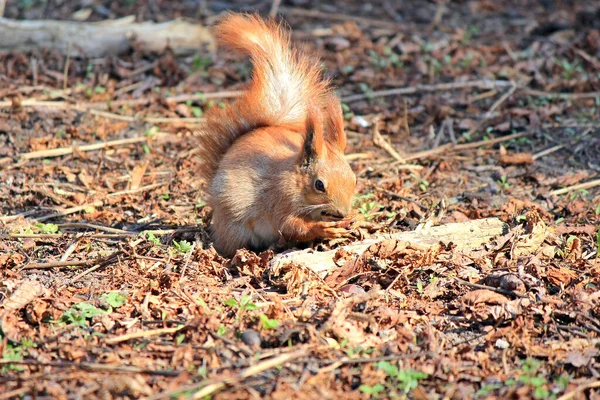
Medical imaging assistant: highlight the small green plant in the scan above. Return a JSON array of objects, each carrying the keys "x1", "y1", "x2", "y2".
[
  {"x1": 358, "y1": 82, "x2": 375, "y2": 99},
  {"x1": 359, "y1": 384, "x2": 386, "y2": 397},
  {"x1": 1, "y1": 344, "x2": 25, "y2": 374},
  {"x1": 368, "y1": 47, "x2": 403, "y2": 71},
  {"x1": 556, "y1": 58, "x2": 583, "y2": 80},
  {"x1": 353, "y1": 193, "x2": 383, "y2": 220},
  {"x1": 224, "y1": 295, "x2": 258, "y2": 312},
  {"x1": 341, "y1": 103, "x2": 353, "y2": 120},
  {"x1": 416, "y1": 281, "x2": 424, "y2": 294},
  {"x1": 361, "y1": 361, "x2": 428, "y2": 398},
  {"x1": 498, "y1": 175, "x2": 511, "y2": 190},
  {"x1": 59, "y1": 302, "x2": 105, "y2": 327},
  {"x1": 192, "y1": 55, "x2": 211, "y2": 73},
  {"x1": 172, "y1": 239, "x2": 192, "y2": 254},
  {"x1": 476, "y1": 383, "x2": 502, "y2": 397},
  {"x1": 143, "y1": 231, "x2": 161, "y2": 245},
  {"x1": 175, "y1": 333, "x2": 185, "y2": 345},
  {"x1": 259, "y1": 314, "x2": 279, "y2": 330},
  {"x1": 216, "y1": 326, "x2": 228, "y2": 336},
  {"x1": 160, "y1": 192, "x2": 170, "y2": 201},
  {"x1": 35, "y1": 223, "x2": 59, "y2": 234},
  {"x1": 145, "y1": 126, "x2": 159, "y2": 138},
  {"x1": 99, "y1": 292, "x2": 127, "y2": 310},
  {"x1": 569, "y1": 188, "x2": 589, "y2": 201}
]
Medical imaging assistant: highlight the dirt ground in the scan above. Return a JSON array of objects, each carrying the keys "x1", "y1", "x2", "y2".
[{"x1": 1, "y1": 0, "x2": 599, "y2": 399}]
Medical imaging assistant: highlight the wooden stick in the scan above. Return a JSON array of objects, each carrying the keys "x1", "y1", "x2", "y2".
[
  {"x1": 106, "y1": 182, "x2": 168, "y2": 197},
  {"x1": 550, "y1": 178, "x2": 600, "y2": 196},
  {"x1": 532, "y1": 144, "x2": 564, "y2": 161},
  {"x1": 371, "y1": 116, "x2": 406, "y2": 163},
  {"x1": 0, "y1": 359, "x2": 180, "y2": 376},
  {"x1": 271, "y1": 218, "x2": 508, "y2": 276},
  {"x1": 105, "y1": 326, "x2": 184, "y2": 345},
  {"x1": 280, "y1": 7, "x2": 403, "y2": 30},
  {"x1": 403, "y1": 131, "x2": 530, "y2": 162},
  {"x1": 57, "y1": 222, "x2": 131, "y2": 234},
  {"x1": 35, "y1": 201, "x2": 104, "y2": 222},
  {"x1": 522, "y1": 88, "x2": 600, "y2": 100},
  {"x1": 557, "y1": 380, "x2": 600, "y2": 400},
  {"x1": 342, "y1": 80, "x2": 515, "y2": 103},
  {"x1": 270, "y1": 0, "x2": 282, "y2": 17},
  {"x1": 22, "y1": 250, "x2": 124, "y2": 270},
  {"x1": 165, "y1": 90, "x2": 243, "y2": 104},
  {"x1": 19, "y1": 137, "x2": 148, "y2": 160}
]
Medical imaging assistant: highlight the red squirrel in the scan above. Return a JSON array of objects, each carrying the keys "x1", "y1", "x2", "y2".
[{"x1": 197, "y1": 13, "x2": 356, "y2": 257}]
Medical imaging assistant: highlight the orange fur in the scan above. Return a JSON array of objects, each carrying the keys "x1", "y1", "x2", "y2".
[{"x1": 196, "y1": 13, "x2": 356, "y2": 257}]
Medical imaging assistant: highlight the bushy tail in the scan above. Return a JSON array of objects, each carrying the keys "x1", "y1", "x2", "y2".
[{"x1": 197, "y1": 13, "x2": 331, "y2": 182}]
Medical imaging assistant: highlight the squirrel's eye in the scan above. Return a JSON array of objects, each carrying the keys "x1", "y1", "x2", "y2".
[{"x1": 314, "y1": 179, "x2": 326, "y2": 193}]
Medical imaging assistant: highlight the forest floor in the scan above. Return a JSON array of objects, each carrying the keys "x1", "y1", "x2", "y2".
[{"x1": 1, "y1": 0, "x2": 599, "y2": 399}]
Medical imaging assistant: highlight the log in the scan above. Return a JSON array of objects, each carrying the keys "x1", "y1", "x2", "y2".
[
  {"x1": 0, "y1": 16, "x2": 215, "y2": 57},
  {"x1": 270, "y1": 218, "x2": 509, "y2": 276}
]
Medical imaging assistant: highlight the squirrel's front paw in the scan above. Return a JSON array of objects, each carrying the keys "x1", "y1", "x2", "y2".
[{"x1": 313, "y1": 221, "x2": 349, "y2": 239}]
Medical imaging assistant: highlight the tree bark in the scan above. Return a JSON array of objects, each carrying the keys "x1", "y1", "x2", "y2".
[
  {"x1": 270, "y1": 217, "x2": 509, "y2": 276},
  {"x1": 0, "y1": 16, "x2": 215, "y2": 57}
]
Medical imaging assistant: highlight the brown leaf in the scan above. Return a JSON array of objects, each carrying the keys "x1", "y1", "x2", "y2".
[
  {"x1": 498, "y1": 151, "x2": 534, "y2": 166},
  {"x1": 462, "y1": 289, "x2": 509, "y2": 305},
  {"x1": 511, "y1": 214, "x2": 548, "y2": 258},
  {"x1": 130, "y1": 160, "x2": 149, "y2": 190}
]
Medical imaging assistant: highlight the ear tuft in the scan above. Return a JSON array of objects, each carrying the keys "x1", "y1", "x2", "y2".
[
  {"x1": 301, "y1": 104, "x2": 325, "y2": 168},
  {"x1": 324, "y1": 93, "x2": 347, "y2": 151}
]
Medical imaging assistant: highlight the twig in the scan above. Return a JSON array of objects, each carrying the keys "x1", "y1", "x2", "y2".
[
  {"x1": 371, "y1": 115, "x2": 406, "y2": 163},
  {"x1": 532, "y1": 144, "x2": 564, "y2": 161},
  {"x1": 18, "y1": 136, "x2": 150, "y2": 160},
  {"x1": 465, "y1": 84, "x2": 518, "y2": 138},
  {"x1": 523, "y1": 88, "x2": 600, "y2": 100},
  {"x1": 556, "y1": 380, "x2": 600, "y2": 400},
  {"x1": 35, "y1": 201, "x2": 104, "y2": 222},
  {"x1": 403, "y1": 131, "x2": 530, "y2": 162},
  {"x1": 22, "y1": 250, "x2": 124, "y2": 270},
  {"x1": 164, "y1": 90, "x2": 243, "y2": 104},
  {"x1": 0, "y1": 359, "x2": 180, "y2": 376},
  {"x1": 105, "y1": 326, "x2": 184, "y2": 345},
  {"x1": 57, "y1": 222, "x2": 131, "y2": 234},
  {"x1": 454, "y1": 278, "x2": 527, "y2": 299},
  {"x1": 280, "y1": 7, "x2": 403, "y2": 30},
  {"x1": 64, "y1": 251, "x2": 126, "y2": 286},
  {"x1": 270, "y1": 0, "x2": 282, "y2": 17},
  {"x1": 63, "y1": 41, "x2": 71, "y2": 91},
  {"x1": 342, "y1": 80, "x2": 514, "y2": 103},
  {"x1": 550, "y1": 178, "x2": 600, "y2": 196},
  {"x1": 106, "y1": 182, "x2": 168, "y2": 197}
]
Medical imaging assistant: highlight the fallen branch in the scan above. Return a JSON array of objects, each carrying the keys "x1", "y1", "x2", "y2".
[
  {"x1": 105, "y1": 326, "x2": 183, "y2": 345},
  {"x1": 402, "y1": 131, "x2": 530, "y2": 162},
  {"x1": 19, "y1": 137, "x2": 149, "y2": 161},
  {"x1": 0, "y1": 16, "x2": 214, "y2": 57},
  {"x1": 342, "y1": 80, "x2": 515, "y2": 103},
  {"x1": 271, "y1": 217, "x2": 508, "y2": 276},
  {"x1": 550, "y1": 178, "x2": 600, "y2": 196},
  {"x1": 371, "y1": 115, "x2": 407, "y2": 163}
]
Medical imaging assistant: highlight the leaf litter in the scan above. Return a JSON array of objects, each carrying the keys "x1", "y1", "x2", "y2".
[{"x1": 1, "y1": 0, "x2": 600, "y2": 399}]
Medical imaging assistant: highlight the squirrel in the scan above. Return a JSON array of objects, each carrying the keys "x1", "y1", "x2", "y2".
[{"x1": 196, "y1": 13, "x2": 356, "y2": 257}]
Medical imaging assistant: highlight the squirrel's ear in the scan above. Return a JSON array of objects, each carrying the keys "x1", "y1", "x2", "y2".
[
  {"x1": 301, "y1": 105, "x2": 325, "y2": 168},
  {"x1": 324, "y1": 93, "x2": 347, "y2": 151}
]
